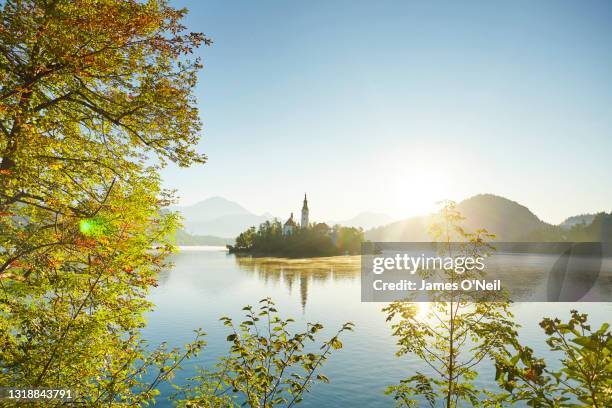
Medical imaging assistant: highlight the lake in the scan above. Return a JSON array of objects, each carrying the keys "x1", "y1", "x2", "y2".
[{"x1": 142, "y1": 246, "x2": 612, "y2": 407}]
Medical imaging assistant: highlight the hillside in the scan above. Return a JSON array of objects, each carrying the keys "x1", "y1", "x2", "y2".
[
  {"x1": 366, "y1": 194, "x2": 550, "y2": 241},
  {"x1": 455, "y1": 194, "x2": 549, "y2": 240},
  {"x1": 562, "y1": 212, "x2": 612, "y2": 242},
  {"x1": 560, "y1": 214, "x2": 596, "y2": 230}
]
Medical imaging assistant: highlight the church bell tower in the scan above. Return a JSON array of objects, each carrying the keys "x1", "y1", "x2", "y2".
[{"x1": 301, "y1": 193, "x2": 309, "y2": 228}]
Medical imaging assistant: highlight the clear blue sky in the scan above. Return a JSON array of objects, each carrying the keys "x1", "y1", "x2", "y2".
[{"x1": 160, "y1": 0, "x2": 612, "y2": 224}]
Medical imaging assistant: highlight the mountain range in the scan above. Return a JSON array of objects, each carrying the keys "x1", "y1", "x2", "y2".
[
  {"x1": 173, "y1": 197, "x2": 397, "y2": 239},
  {"x1": 367, "y1": 194, "x2": 548, "y2": 241},
  {"x1": 171, "y1": 197, "x2": 273, "y2": 238},
  {"x1": 172, "y1": 194, "x2": 609, "y2": 244},
  {"x1": 367, "y1": 194, "x2": 610, "y2": 242}
]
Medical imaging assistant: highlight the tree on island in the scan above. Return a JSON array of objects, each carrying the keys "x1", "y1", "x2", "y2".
[{"x1": 228, "y1": 219, "x2": 364, "y2": 257}]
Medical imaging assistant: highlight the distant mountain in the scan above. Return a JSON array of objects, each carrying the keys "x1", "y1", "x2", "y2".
[
  {"x1": 172, "y1": 196, "x2": 251, "y2": 223},
  {"x1": 366, "y1": 194, "x2": 550, "y2": 241},
  {"x1": 560, "y1": 214, "x2": 596, "y2": 230},
  {"x1": 187, "y1": 213, "x2": 274, "y2": 237},
  {"x1": 333, "y1": 212, "x2": 395, "y2": 230},
  {"x1": 172, "y1": 197, "x2": 273, "y2": 238},
  {"x1": 173, "y1": 229, "x2": 234, "y2": 246}
]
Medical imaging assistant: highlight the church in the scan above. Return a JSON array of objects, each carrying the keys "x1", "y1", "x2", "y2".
[{"x1": 283, "y1": 194, "x2": 309, "y2": 235}]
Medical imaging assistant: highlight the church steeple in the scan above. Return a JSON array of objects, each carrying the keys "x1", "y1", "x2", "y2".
[{"x1": 301, "y1": 193, "x2": 309, "y2": 228}]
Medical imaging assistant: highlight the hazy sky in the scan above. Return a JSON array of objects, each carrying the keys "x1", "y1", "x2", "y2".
[{"x1": 160, "y1": 0, "x2": 612, "y2": 224}]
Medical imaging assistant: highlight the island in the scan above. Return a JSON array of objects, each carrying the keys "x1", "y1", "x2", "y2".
[{"x1": 227, "y1": 194, "x2": 364, "y2": 257}]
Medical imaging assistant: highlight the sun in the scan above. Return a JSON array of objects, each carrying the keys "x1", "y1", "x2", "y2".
[
  {"x1": 414, "y1": 302, "x2": 430, "y2": 320},
  {"x1": 386, "y1": 158, "x2": 452, "y2": 218}
]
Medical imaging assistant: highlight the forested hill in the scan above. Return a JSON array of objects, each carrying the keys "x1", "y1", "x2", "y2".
[{"x1": 366, "y1": 194, "x2": 611, "y2": 242}]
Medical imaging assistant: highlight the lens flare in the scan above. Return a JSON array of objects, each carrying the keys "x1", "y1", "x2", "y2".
[
  {"x1": 79, "y1": 217, "x2": 107, "y2": 237},
  {"x1": 79, "y1": 219, "x2": 94, "y2": 235}
]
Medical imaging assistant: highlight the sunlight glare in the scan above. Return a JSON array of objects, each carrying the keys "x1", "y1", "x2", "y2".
[
  {"x1": 414, "y1": 302, "x2": 430, "y2": 320},
  {"x1": 384, "y1": 152, "x2": 453, "y2": 218}
]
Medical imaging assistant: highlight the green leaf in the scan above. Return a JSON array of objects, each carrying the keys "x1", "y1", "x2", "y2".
[{"x1": 316, "y1": 374, "x2": 330, "y2": 383}]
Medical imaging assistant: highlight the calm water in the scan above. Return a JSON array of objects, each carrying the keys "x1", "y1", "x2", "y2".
[{"x1": 142, "y1": 247, "x2": 612, "y2": 407}]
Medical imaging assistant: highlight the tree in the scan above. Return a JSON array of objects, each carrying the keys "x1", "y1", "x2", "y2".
[
  {"x1": 174, "y1": 298, "x2": 353, "y2": 408},
  {"x1": 312, "y1": 222, "x2": 331, "y2": 235},
  {"x1": 333, "y1": 225, "x2": 363, "y2": 254},
  {"x1": 494, "y1": 310, "x2": 612, "y2": 407},
  {"x1": 0, "y1": 0, "x2": 209, "y2": 404},
  {"x1": 383, "y1": 202, "x2": 518, "y2": 407}
]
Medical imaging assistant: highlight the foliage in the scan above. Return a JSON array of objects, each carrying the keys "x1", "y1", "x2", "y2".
[
  {"x1": 562, "y1": 212, "x2": 612, "y2": 242},
  {"x1": 494, "y1": 310, "x2": 612, "y2": 407},
  {"x1": 0, "y1": 0, "x2": 209, "y2": 404},
  {"x1": 525, "y1": 212, "x2": 612, "y2": 242},
  {"x1": 228, "y1": 220, "x2": 364, "y2": 257},
  {"x1": 174, "y1": 298, "x2": 354, "y2": 408},
  {"x1": 383, "y1": 201, "x2": 518, "y2": 407}
]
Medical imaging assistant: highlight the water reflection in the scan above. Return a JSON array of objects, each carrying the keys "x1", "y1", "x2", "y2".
[
  {"x1": 234, "y1": 256, "x2": 360, "y2": 310},
  {"x1": 144, "y1": 249, "x2": 612, "y2": 408}
]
